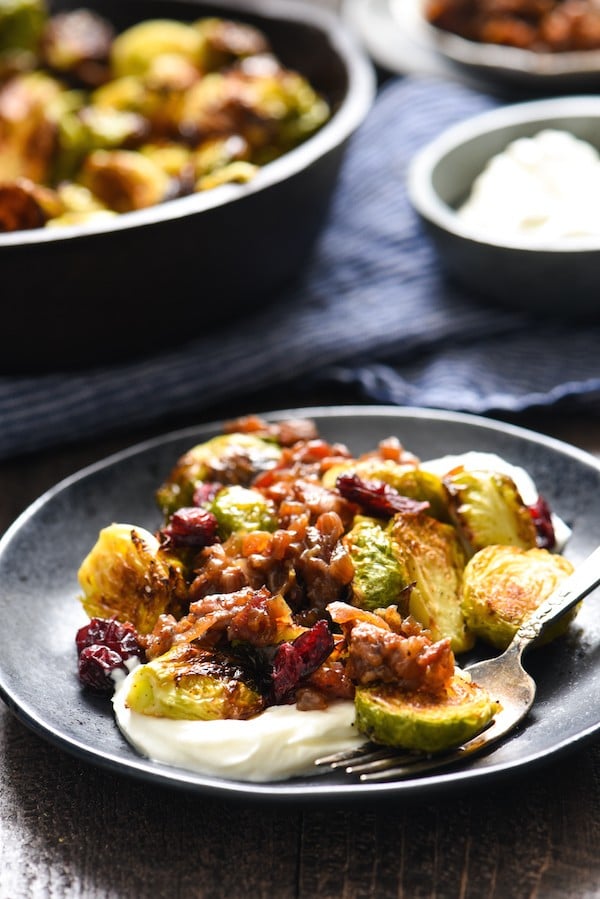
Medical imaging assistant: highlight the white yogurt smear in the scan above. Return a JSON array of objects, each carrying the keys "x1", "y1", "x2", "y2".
[
  {"x1": 113, "y1": 678, "x2": 360, "y2": 781},
  {"x1": 458, "y1": 129, "x2": 600, "y2": 243},
  {"x1": 113, "y1": 451, "x2": 569, "y2": 781}
]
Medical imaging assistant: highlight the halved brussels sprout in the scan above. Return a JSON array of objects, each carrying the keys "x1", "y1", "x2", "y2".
[
  {"x1": 40, "y1": 8, "x2": 113, "y2": 86},
  {"x1": 78, "y1": 148, "x2": 171, "y2": 212},
  {"x1": 0, "y1": 0, "x2": 46, "y2": 55},
  {"x1": 156, "y1": 432, "x2": 282, "y2": 517},
  {"x1": 56, "y1": 105, "x2": 148, "y2": 180},
  {"x1": 390, "y1": 513, "x2": 474, "y2": 653},
  {"x1": 461, "y1": 544, "x2": 575, "y2": 649},
  {"x1": 196, "y1": 160, "x2": 258, "y2": 190},
  {"x1": 110, "y1": 19, "x2": 203, "y2": 78},
  {"x1": 209, "y1": 484, "x2": 277, "y2": 538},
  {"x1": 0, "y1": 71, "x2": 66, "y2": 183},
  {"x1": 78, "y1": 523, "x2": 187, "y2": 633},
  {"x1": 444, "y1": 468, "x2": 538, "y2": 554},
  {"x1": 0, "y1": 177, "x2": 62, "y2": 231},
  {"x1": 354, "y1": 672, "x2": 499, "y2": 752},
  {"x1": 125, "y1": 642, "x2": 265, "y2": 720},
  {"x1": 344, "y1": 516, "x2": 408, "y2": 612},
  {"x1": 193, "y1": 16, "x2": 270, "y2": 71},
  {"x1": 325, "y1": 459, "x2": 450, "y2": 522}
]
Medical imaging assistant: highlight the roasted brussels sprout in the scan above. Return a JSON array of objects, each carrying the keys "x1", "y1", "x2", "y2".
[
  {"x1": 125, "y1": 642, "x2": 265, "y2": 720},
  {"x1": 110, "y1": 19, "x2": 203, "y2": 78},
  {"x1": 56, "y1": 104, "x2": 148, "y2": 180},
  {"x1": 444, "y1": 468, "x2": 538, "y2": 554},
  {"x1": 354, "y1": 672, "x2": 499, "y2": 752},
  {"x1": 45, "y1": 181, "x2": 115, "y2": 226},
  {"x1": 0, "y1": 71, "x2": 66, "y2": 182},
  {"x1": 193, "y1": 16, "x2": 270, "y2": 71},
  {"x1": 0, "y1": 0, "x2": 46, "y2": 56},
  {"x1": 325, "y1": 459, "x2": 451, "y2": 522},
  {"x1": 209, "y1": 484, "x2": 277, "y2": 538},
  {"x1": 78, "y1": 148, "x2": 171, "y2": 211},
  {"x1": 390, "y1": 513, "x2": 474, "y2": 653},
  {"x1": 178, "y1": 59, "x2": 329, "y2": 162},
  {"x1": 343, "y1": 516, "x2": 408, "y2": 612},
  {"x1": 0, "y1": 177, "x2": 61, "y2": 230},
  {"x1": 461, "y1": 544, "x2": 575, "y2": 649},
  {"x1": 156, "y1": 432, "x2": 282, "y2": 517},
  {"x1": 78, "y1": 523, "x2": 188, "y2": 634},
  {"x1": 40, "y1": 8, "x2": 113, "y2": 86}
]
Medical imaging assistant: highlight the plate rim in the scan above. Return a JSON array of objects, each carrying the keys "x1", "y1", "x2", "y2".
[{"x1": 2, "y1": 403, "x2": 600, "y2": 802}]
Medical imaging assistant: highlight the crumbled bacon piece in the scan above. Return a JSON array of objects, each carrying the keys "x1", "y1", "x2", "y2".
[
  {"x1": 346, "y1": 622, "x2": 455, "y2": 693},
  {"x1": 271, "y1": 619, "x2": 334, "y2": 703}
]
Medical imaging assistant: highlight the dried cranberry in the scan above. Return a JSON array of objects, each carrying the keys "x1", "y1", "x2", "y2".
[
  {"x1": 529, "y1": 495, "x2": 556, "y2": 550},
  {"x1": 160, "y1": 507, "x2": 219, "y2": 547},
  {"x1": 193, "y1": 481, "x2": 222, "y2": 506},
  {"x1": 271, "y1": 619, "x2": 334, "y2": 703},
  {"x1": 336, "y1": 473, "x2": 430, "y2": 519},
  {"x1": 76, "y1": 616, "x2": 145, "y2": 660},
  {"x1": 76, "y1": 617, "x2": 146, "y2": 693},
  {"x1": 78, "y1": 645, "x2": 127, "y2": 693}
]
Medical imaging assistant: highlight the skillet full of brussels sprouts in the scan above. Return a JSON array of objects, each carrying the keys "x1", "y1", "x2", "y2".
[
  {"x1": 0, "y1": 0, "x2": 333, "y2": 230},
  {"x1": 0, "y1": 0, "x2": 375, "y2": 371}
]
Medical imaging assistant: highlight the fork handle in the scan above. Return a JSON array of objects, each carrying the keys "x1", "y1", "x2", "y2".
[{"x1": 512, "y1": 544, "x2": 600, "y2": 649}]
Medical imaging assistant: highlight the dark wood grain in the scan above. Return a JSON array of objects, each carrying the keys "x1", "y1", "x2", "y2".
[{"x1": 2, "y1": 409, "x2": 600, "y2": 899}]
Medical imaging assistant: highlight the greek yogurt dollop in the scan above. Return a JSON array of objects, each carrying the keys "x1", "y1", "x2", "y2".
[
  {"x1": 458, "y1": 129, "x2": 600, "y2": 243},
  {"x1": 113, "y1": 679, "x2": 360, "y2": 781}
]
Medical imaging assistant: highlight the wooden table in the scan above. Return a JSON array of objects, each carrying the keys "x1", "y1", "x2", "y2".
[{"x1": 1, "y1": 394, "x2": 600, "y2": 899}]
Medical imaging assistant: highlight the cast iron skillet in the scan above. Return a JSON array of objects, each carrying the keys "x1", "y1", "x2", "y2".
[{"x1": 2, "y1": 0, "x2": 375, "y2": 372}]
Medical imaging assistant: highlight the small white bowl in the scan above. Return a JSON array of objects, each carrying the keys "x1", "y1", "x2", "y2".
[{"x1": 408, "y1": 96, "x2": 600, "y2": 319}]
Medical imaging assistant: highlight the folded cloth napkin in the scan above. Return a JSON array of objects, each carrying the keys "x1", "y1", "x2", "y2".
[{"x1": 3, "y1": 75, "x2": 600, "y2": 461}]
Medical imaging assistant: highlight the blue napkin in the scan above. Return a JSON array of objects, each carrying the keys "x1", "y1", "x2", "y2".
[{"x1": 3, "y1": 75, "x2": 600, "y2": 461}]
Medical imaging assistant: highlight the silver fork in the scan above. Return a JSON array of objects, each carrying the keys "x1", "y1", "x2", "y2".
[{"x1": 315, "y1": 544, "x2": 600, "y2": 782}]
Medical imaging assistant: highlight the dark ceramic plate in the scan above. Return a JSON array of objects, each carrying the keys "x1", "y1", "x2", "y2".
[{"x1": 1, "y1": 406, "x2": 599, "y2": 802}]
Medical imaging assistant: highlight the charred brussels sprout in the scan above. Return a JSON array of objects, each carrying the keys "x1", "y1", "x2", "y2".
[
  {"x1": 40, "y1": 8, "x2": 114, "y2": 86},
  {"x1": 444, "y1": 468, "x2": 538, "y2": 554},
  {"x1": 344, "y1": 516, "x2": 408, "y2": 612},
  {"x1": 125, "y1": 642, "x2": 265, "y2": 720},
  {"x1": 78, "y1": 523, "x2": 187, "y2": 634},
  {"x1": 390, "y1": 513, "x2": 474, "y2": 653},
  {"x1": 354, "y1": 672, "x2": 499, "y2": 752},
  {"x1": 193, "y1": 16, "x2": 270, "y2": 71},
  {"x1": 78, "y1": 148, "x2": 171, "y2": 212},
  {"x1": 461, "y1": 544, "x2": 575, "y2": 649},
  {"x1": 156, "y1": 432, "x2": 282, "y2": 517},
  {"x1": 0, "y1": 177, "x2": 61, "y2": 231},
  {"x1": 209, "y1": 485, "x2": 277, "y2": 538},
  {"x1": 0, "y1": 71, "x2": 68, "y2": 183}
]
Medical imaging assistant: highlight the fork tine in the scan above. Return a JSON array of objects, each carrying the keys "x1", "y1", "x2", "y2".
[
  {"x1": 314, "y1": 744, "x2": 396, "y2": 769},
  {"x1": 346, "y1": 751, "x2": 419, "y2": 774},
  {"x1": 357, "y1": 727, "x2": 497, "y2": 781}
]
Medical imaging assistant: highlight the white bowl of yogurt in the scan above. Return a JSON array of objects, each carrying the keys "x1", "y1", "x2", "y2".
[{"x1": 407, "y1": 96, "x2": 600, "y2": 318}]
